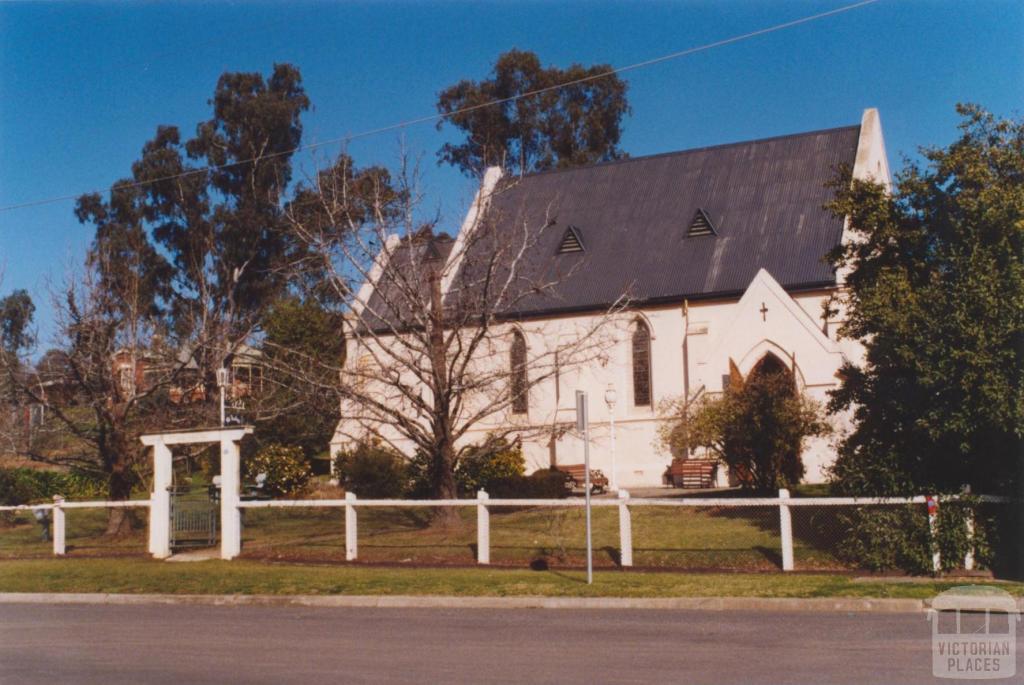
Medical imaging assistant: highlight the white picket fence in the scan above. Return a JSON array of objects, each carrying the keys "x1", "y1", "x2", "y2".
[{"x1": 3, "y1": 491, "x2": 1007, "y2": 572}]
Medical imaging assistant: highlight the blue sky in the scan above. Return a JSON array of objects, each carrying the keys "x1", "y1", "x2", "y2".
[{"x1": 1, "y1": 0, "x2": 1021, "y2": 347}]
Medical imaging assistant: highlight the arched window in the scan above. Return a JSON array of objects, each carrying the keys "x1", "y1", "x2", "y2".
[
  {"x1": 510, "y1": 330, "x2": 528, "y2": 414},
  {"x1": 632, "y1": 319, "x2": 652, "y2": 406}
]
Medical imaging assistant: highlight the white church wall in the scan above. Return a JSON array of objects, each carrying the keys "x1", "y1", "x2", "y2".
[{"x1": 334, "y1": 280, "x2": 855, "y2": 487}]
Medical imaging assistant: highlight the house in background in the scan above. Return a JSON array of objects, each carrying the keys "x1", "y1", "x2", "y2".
[
  {"x1": 334, "y1": 109, "x2": 890, "y2": 488},
  {"x1": 111, "y1": 344, "x2": 263, "y2": 407}
]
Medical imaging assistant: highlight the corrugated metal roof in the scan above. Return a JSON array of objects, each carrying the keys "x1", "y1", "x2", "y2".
[
  {"x1": 459, "y1": 124, "x2": 859, "y2": 318},
  {"x1": 360, "y1": 234, "x2": 454, "y2": 331}
]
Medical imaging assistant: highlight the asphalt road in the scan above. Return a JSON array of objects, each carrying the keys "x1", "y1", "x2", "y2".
[{"x1": 1, "y1": 603, "x2": 1020, "y2": 684}]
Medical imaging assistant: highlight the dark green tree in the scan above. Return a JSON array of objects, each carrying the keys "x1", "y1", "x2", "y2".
[
  {"x1": 826, "y1": 104, "x2": 1024, "y2": 497},
  {"x1": 661, "y1": 357, "x2": 829, "y2": 492},
  {"x1": 255, "y1": 296, "x2": 345, "y2": 459},
  {"x1": 0, "y1": 289, "x2": 35, "y2": 457},
  {"x1": 436, "y1": 49, "x2": 630, "y2": 177},
  {"x1": 0, "y1": 290, "x2": 35, "y2": 355},
  {"x1": 129, "y1": 64, "x2": 311, "y2": 404}
]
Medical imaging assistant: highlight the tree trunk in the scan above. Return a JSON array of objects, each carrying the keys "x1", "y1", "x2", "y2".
[
  {"x1": 429, "y1": 437, "x2": 462, "y2": 529},
  {"x1": 104, "y1": 472, "x2": 135, "y2": 537},
  {"x1": 427, "y1": 263, "x2": 461, "y2": 529},
  {"x1": 102, "y1": 433, "x2": 136, "y2": 538}
]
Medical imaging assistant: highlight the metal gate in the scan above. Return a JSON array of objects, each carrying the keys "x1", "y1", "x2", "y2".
[{"x1": 169, "y1": 486, "x2": 218, "y2": 550}]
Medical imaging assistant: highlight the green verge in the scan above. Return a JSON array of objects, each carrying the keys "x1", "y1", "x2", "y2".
[{"x1": 1, "y1": 558, "x2": 1022, "y2": 599}]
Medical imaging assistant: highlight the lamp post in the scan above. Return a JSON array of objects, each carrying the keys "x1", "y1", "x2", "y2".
[
  {"x1": 604, "y1": 383, "x2": 618, "y2": 492},
  {"x1": 216, "y1": 366, "x2": 229, "y2": 427},
  {"x1": 575, "y1": 390, "x2": 593, "y2": 585}
]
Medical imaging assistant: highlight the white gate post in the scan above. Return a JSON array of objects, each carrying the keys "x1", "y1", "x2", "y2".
[
  {"x1": 778, "y1": 488, "x2": 794, "y2": 571},
  {"x1": 927, "y1": 495, "x2": 941, "y2": 574},
  {"x1": 962, "y1": 485, "x2": 975, "y2": 571},
  {"x1": 148, "y1": 440, "x2": 172, "y2": 559},
  {"x1": 52, "y1": 497, "x2": 65, "y2": 556},
  {"x1": 477, "y1": 490, "x2": 490, "y2": 565},
  {"x1": 345, "y1": 492, "x2": 358, "y2": 561},
  {"x1": 220, "y1": 437, "x2": 242, "y2": 560},
  {"x1": 618, "y1": 489, "x2": 633, "y2": 567}
]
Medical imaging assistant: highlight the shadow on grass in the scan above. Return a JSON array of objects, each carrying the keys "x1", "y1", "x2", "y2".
[{"x1": 603, "y1": 545, "x2": 621, "y2": 566}]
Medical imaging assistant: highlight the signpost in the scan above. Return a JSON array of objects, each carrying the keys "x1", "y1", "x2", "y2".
[{"x1": 576, "y1": 390, "x2": 593, "y2": 585}]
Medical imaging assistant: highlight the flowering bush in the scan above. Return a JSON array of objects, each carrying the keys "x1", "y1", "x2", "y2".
[
  {"x1": 243, "y1": 443, "x2": 312, "y2": 497},
  {"x1": 455, "y1": 436, "x2": 526, "y2": 495}
]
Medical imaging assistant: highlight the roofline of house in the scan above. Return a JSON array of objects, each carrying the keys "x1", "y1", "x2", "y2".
[
  {"x1": 499, "y1": 123, "x2": 862, "y2": 184},
  {"x1": 353, "y1": 278, "x2": 838, "y2": 337},
  {"x1": 491, "y1": 279, "x2": 839, "y2": 324}
]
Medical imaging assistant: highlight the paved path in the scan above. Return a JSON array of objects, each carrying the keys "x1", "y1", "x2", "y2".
[{"x1": 1, "y1": 603, "x2": 1019, "y2": 684}]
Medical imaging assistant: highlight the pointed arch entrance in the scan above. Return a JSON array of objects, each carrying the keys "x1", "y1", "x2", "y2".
[
  {"x1": 140, "y1": 426, "x2": 252, "y2": 559},
  {"x1": 747, "y1": 352, "x2": 793, "y2": 385},
  {"x1": 725, "y1": 352, "x2": 802, "y2": 489}
]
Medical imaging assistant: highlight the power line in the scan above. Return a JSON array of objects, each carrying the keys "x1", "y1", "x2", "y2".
[{"x1": 0, "y1": 0, "x2": 880, "y2": 214}]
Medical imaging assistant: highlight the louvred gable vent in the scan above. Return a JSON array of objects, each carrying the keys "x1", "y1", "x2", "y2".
[
  {"x1": 423, "y1": 240, "x2": 443, "y2": 262},
  {"x1": 687, "y1": 208, "x2": 717, "y2": 237},
  {"x1": 558, "y1": 225, "x2": 585, "y2": 253}
]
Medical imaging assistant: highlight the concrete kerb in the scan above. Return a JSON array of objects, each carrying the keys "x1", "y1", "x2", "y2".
[{"x1": 0, "y1": 592, "x2": 947, "y2": 613}]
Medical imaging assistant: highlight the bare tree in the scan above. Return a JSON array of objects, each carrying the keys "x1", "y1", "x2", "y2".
[
  {"x1": 282, "y1": 154, "x2": 626, "y2": 523},
  {"x1": 0, "y1": 217, "x2": 200, "y2": 535}
]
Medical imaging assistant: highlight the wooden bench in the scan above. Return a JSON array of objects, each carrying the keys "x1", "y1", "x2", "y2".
[
  {"x1": 555, "y1": 464, "x2": 609, "y2": 494},
  {"x1": 666, "y1": 459, "x2": 717, "y2": 489}
]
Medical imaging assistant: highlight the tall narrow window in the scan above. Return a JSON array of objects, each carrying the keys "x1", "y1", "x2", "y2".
[
  {"x1": 510, "y1": 330, "x2": 528, "y2": 414},
  {"x1": 632, "y1": 319, "x2": 652, "y2": 406}
]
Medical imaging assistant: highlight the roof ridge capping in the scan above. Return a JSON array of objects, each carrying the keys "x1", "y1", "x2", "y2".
[{"x1": 510, "y1": 122, "x2": 863, "y2": 181}]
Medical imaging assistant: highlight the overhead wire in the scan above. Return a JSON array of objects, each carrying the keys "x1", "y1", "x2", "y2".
[{"x1": 0, "y1": 0, "x2": 880, "y2": 213}]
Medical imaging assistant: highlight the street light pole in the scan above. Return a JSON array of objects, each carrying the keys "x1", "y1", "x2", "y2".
[
  {"x1": 217, "y1": 366, "x2": 228, "y2": 427},
  {"x1": 604, "y1": 383, "x2": 618, "y2": 492},
  {"x1": 576, "y1": 390, "x2": 593, "y2": 585}
]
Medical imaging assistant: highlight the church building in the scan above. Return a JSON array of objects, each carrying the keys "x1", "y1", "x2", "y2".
[{"x1": 333, "y1": 108, "x2": 891, "y2": 488}]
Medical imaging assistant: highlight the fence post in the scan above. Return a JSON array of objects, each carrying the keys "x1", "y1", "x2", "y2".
[
  {"x1": 618, "y1": 489, "x2": 632, "y2": 567},
  {"x1": 962, "y1": 485, "x2": 975, "y2": 571},
  {"x1": 52, "y1": 496, "x2": 65, "y2": 556},
  {"x1": 345, "y1": 492, "x2": 358, "y2": 561},
  {"x1": 778, "y1": 488, "x2": 793, "y2": 571},
  {"x1": 926, "y1": 495, "x2": 941, "y2": 574},
  {"x1": 477, "y1": 490, "x2": 490, "y2": 565}
]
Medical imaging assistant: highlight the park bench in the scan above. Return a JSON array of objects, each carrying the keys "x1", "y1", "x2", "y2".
[
  {"x1": 665, "y1": 459, "x2": 717, "y2": 489},
  {"x1": 555, "y1": 464, "x2": 609, "y2": 494}
]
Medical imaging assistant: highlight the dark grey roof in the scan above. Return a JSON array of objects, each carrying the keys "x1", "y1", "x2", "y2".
[
  {"x1": 360, "y1": 233, "x2": 454, "y2": 332},
  {"x1": 462, "y1": 124, "x2": 860, "y2": 318}
]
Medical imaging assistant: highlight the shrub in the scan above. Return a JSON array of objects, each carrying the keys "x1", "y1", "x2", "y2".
[
  {"x1": 659, "y1": 356, "x2": 829, "y2": 491},
  {"x1": 456, "y1": 436, "x2": 526, "y2": 495},
  {"x1": 834, "y1": 505, "x2": 933, "y2": 574},
  {"x1": 0, "y1": 467, "x2": 104, "y2": 506},
  {"x1": 243, "y1": 444, "x2": 313, "y2": 497},
  {"x1": 333, "y1": 440, "x2": 410, "y2": 498},
  {"x1": 486, "y1": 469, "x2": 570, "y2": 499},
  {"x1": 833, "y1": 497, "x2": 1000, "y2": 575}
]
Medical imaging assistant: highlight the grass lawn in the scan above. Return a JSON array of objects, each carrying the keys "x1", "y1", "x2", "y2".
[
  {"x1": 1, "y1": 557, "x2": 1021, "y2": 599},
  {"x1": 0, "y1": 508, "x2": 145, "y2": 559},
  {"x1": 235, "y1": 502, "x2": 847, "y2": 571}
]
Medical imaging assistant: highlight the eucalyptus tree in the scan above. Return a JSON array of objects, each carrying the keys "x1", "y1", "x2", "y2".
[{"x1": 437, "y1": 49, "x2": 631, "y2": 177}]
